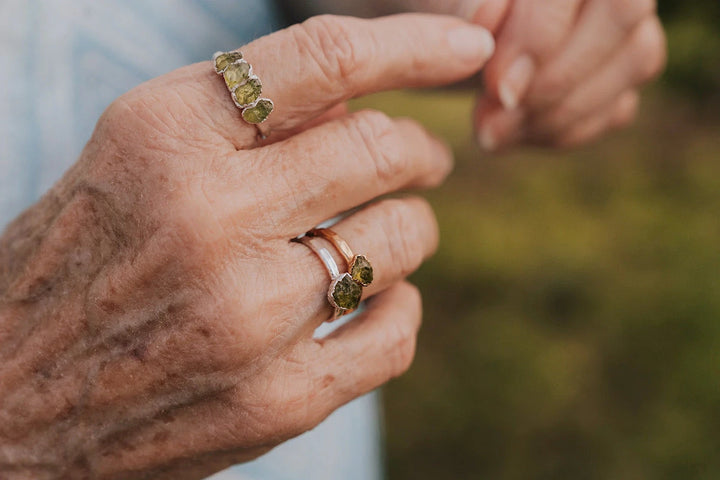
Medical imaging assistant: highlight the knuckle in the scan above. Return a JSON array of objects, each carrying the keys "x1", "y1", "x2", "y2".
[
  {"x1": 95, "y1": 91, "x2": 187, "y2": 165},
  {"x1": 541, "y1": 102, "x2": 579, "y2": 134},
  {"x1": 101, "y1": 92, "x2": 160, "y2": 136},
  {"x1": 633, "y1": 18, "x2": 667, "y2": 81},
  {"x1": 404, "y1": 282, "x2": 424, "y2": 316},
  {"x1": 349, "y1": 110, "x2": 407, "y2": 185},
  {"x1": 538, "y1": 66, "x2": 578, "y2": 101},
  {"x1": 377, "y1": 198, "x2": 433, "y2": 280},
  {"x1": 385, "y1": 310, "x2": 420, "y2": 376},
  {"x1": 613, "y1": 91, "x2": 640, "y2": 127},
  {"x1": 97, "y1": 97, "x2": 145, "y2": 145},
  {"x1": 297, "y1": 15, "x2": 365, "y2": 88},
  {"x1": 610, "y1": 0, "x2": 656, "y2": 29}
]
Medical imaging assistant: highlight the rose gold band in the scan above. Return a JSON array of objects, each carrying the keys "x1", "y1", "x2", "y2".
[
  {"x1": 306, "y1": 228, "x2": 354, "y2": 266},
  {"x1": 306, "y1": 228, "x2": 374, "y2": 287}
]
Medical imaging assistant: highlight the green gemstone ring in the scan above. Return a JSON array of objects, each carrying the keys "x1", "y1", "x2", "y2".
[
  {"x1": 213, "y1": 50, "x2": 274, "y2": 126},
  {"x1": 306, "y1": 228, "x2": 374, "y2": 287},
  {"x1": 294, "y1": 236, "x2": 362, "y2": 319}
]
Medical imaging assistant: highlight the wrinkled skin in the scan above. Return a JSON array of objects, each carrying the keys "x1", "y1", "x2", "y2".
[{"x1": 0, "y1": 14, "x2": 495, "y2": 480}]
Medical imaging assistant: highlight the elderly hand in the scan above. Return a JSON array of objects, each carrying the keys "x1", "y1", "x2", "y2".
[
  {"x1": 0, "y1": 14, "x2": 494, "y2": 480},
  {"x1": 473, "y1": 0, "x2": 667, "y2": 149}
]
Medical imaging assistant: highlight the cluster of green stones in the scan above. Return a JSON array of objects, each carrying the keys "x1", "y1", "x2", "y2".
[
  {"x1": 329, "y1": 255, "x2": 373, "y2": 313},
  {"x1": 330, "y1": 273, "x2": 364, "y2": 312},
  {"x1": 349, "y1": 255, "x2": 373, "y2": 287},
  {"x1": 213, "y1": 51, "x2": 274, "y2": 124}
]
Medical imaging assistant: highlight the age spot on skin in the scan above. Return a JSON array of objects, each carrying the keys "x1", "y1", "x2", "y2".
[
  {"x1": 196, "y1": 326, "x2": 211, "y2": 338},
  {"x1": 152, "y1": 430, "x2": 170, "y2": 442},
  {"x1": 321, "y1": 374, "x2": 335, "y2": 389},
  {"x1": 99, "y1": 300, "x2": 122, "y2": 314},
  {"x1": 131, "y1": 344, "x2": 147, "y2": 362}
]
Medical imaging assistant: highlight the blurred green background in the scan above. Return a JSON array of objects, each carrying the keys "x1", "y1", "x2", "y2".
[{"x1": 354, "y1": 3, "x2": 720, "y2": 479}]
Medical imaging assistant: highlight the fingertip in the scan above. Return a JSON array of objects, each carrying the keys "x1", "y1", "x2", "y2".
[
  {"x1": 394, "y1": 117, "x2": 455, "y2": 187},
  {"x1": 392, "y1": 281, "x2": 423, "y2": 330},
  {"x1": 498, "y1": 54, "x2": 535, "y2": 110},
  {"x1": 612, "y1": 90, "x2": 640, "y2": 127},
  {"x1": 473, "y1": 98, "x2": 526, "y2": 152},
  {"x1": 446, "y1": 24, "x2": 496, "y2": 67},
  {"x1": 477, "y1": 125, "x2": 498, "y2": 152},
  {"x1": 473, "y1": 95, "x2": 497, "y2": 151},
  {"x1": 430, "y1": 133, "x2": 455, "y2": 183}
]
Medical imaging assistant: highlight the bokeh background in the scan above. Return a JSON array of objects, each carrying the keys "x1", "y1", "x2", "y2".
[{"x1": 354, "y1": 2, "x2": 720, "y2": 479}]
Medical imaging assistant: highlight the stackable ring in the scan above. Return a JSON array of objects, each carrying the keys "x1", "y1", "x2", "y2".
[
  {"x1": 213, "y1": 51, "x2": 274, "y2": 128},
  {"x1": 294, "y1": 236, "x2": 363, "y2": 319},
  {"x1": 307, "y1": 228, "x2": 374, "y2": 287}
]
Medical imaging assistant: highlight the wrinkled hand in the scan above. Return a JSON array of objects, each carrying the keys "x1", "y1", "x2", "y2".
[
  {"x1": 0, "y1": 14, "x2": 493, "y2": 480},
  {"x1": 473, "y1": 0, "x2": 667, "y2": 149}
]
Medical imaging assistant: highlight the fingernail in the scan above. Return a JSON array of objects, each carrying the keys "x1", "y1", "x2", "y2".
[
  {"x1": 477, "y1": 126, "x2": 497, "y2": 152},
  {"x1": 447, "y1": 25, "x2": 495, "y2": 63},
  {"x1": 499, "y1": 55, "x2": 535, "y2": 110}
]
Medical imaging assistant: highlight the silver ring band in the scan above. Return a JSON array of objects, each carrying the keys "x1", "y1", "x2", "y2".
[{"x1": 295, "y1": 236, "x2": 362, "y2": 320}]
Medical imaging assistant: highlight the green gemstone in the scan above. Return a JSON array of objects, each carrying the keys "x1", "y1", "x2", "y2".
[
  {"x1": 350, "y1": 255, "x2": 373, "y2": 286},
  {"x1": 232, "y1": 77, "x2": 262, "y2": 106},
  {"x1": 224, "y1": 61, "x2": 250, "y2": 89},
  {"x1": 242, "y1": 99, "x2": 274, "y2": 124},
  {"x1": 214, "y1": 51, "x2": 243, "y2": 73},
  {"x1": 331, "y1": 274, "x2": 362, "y2": 310}
]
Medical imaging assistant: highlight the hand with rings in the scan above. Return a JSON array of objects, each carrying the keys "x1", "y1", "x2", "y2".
[{"x1": 0, "y1": 14, "x2": 495, "y2": 479}]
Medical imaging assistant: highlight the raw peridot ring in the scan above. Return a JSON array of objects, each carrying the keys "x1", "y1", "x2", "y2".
[
  {"x1": 294, "y1": 236, "x2": 362, "y2": 319},
  {"x1": 213, "y1": 50, "x2": 274, "y2": 126},
  {"x1": 307, "y1": 228, "x2": 374, "y2": 287}
]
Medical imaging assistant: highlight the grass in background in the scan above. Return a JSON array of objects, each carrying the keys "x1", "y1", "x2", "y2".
[{"x1": 351, "y1": 87, "x2": 720, "y2": 479}]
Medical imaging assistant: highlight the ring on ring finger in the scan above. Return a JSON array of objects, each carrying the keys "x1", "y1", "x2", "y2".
[{"x1": 294, "y1": 235, "x2": 362, "y2": 320}]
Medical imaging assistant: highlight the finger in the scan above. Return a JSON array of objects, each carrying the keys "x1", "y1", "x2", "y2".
[
  {"x1": 483, "y1": 0, "x2": 585, "y2": 110},
  {"x1": 254, "y1": 102, "x2": 349, "y2": 147},
  {"x1": 474, "y1": 95, "x2": 526, "y2": 151},
  {"x1": 526, "y1": 0, "x2": 657, "y2": 110},
  {"x1": 529, "y1": 17, "x2": 666, "y2": 136},
  {"x1": 246, "y1": 14, "x2": 495, "y2": 131},
  {"x1": 188, "y1": 14, "x2": 495, "y2": 148},
  {"x1": 286, "y1": 197, "x2": 438, "y2": 327},
  {"x1": 535, "y1": 90, "x2": 640, "y2": 148},
  {"x1": 244, "y1": 110, "x2": 453, "y2": 232},
  {"x1": 291, "y1": 281, "x2": 422, "y2": 431},
  {"x1": 471, "y1": 0, "x2": 512, "y2": 32}
]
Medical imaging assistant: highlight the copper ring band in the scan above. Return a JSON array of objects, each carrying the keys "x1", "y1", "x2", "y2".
[{"x1": 306, "y1": 228, "x2": 374, "y2": 287}]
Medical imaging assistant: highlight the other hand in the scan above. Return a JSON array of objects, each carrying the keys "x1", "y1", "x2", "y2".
[{"x1": 473, "y1": 0, "x2": 667, "y2": 149}]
